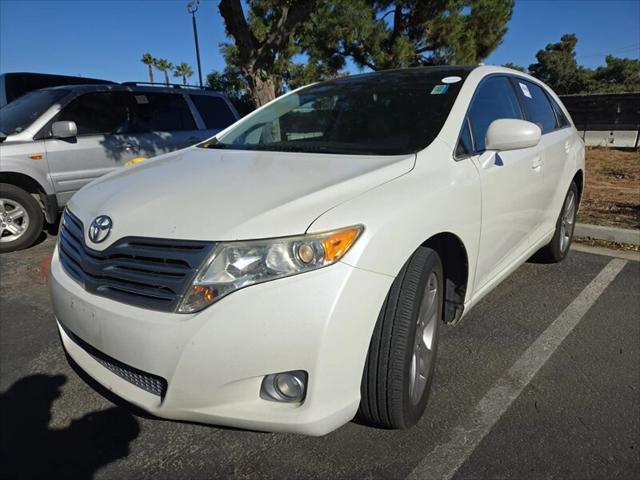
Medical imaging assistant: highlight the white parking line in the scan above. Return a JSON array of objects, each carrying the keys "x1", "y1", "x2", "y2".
[{"x1": 406, "y1": 258, "x2": 628, "y2": 480}]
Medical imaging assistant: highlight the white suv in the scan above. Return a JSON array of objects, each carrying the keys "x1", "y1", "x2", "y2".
[{"x1": 50, "y1": 65, "x2": 584, "y2": 436}]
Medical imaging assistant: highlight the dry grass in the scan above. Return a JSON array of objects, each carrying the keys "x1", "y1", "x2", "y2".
[{"x1": 577, "y1": 147, "x2": 640, "y2": 230}]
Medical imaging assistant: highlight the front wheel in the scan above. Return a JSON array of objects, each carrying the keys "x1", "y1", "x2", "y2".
[
  {"x1": 0, "y1": 183, "x2": 44, "y2": 253},
  {"x1": 358, "y1": 246, "x2": 443, "y2": 429},
  {"x1": 535, "y1": 182, "x2": 578, "y2": 263}
]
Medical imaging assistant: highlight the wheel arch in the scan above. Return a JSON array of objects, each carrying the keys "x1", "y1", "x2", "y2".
[
  {"x1": 421, "y1": 232, "x2": 469, "y2": 324},
  {"x1": 0, "y1": 171, "x2": 58, "y2": 223}
]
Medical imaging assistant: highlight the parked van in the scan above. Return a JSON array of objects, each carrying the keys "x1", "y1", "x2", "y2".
[
  {"x1": 0, "y1": 83, "x2": 239, "y2": 252},
  {"x1": 0, "y1": 72, "x2": 115, "y2": 108}
]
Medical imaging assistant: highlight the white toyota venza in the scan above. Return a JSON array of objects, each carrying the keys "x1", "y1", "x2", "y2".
[{"x1": 50, "y1": 65, "x2": 585, "y2": 435}]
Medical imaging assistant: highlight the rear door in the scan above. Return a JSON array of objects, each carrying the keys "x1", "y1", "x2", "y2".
[
  {"x1": 512, "y1": 78, "x2": 575, "y2": 230},
  {"x1": 465, "y1": 76, "x2": 546, "y2": 292},
  {"x1": 43, "y1": 91, "x2": 140, "y2": 205}
]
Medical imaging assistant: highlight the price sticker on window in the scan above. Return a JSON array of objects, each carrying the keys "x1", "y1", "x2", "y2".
[{"x1": 518, "y1": 82, "x2": 532, "y2": 99}]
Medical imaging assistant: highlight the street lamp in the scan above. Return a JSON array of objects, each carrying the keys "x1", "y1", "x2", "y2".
[{"x1": 187, "y1": 0, "x2": 203, "y2": 87}]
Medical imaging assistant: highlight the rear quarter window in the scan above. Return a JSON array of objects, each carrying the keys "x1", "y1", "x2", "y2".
[{"x1": 189, "y1": 95, "x2": 237, "y2": 130}]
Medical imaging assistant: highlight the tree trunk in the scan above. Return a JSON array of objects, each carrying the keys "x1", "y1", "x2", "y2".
[
  {"x1": 246, "y1": 73, "x2": 277, "y2": 107},
  {"x1": 164, "y1": 71, "x2": 169, "y2": 85},
  {"x1": 148, "y1": 65, "x2": 154, "y2": 83}
]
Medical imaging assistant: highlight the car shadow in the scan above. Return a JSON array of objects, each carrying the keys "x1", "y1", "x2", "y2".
[{"x1": 0, "y1": 374, "x2": 140, "y2": 480}]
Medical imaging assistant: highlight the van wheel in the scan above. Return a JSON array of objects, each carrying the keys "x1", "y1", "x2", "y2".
[
  {"x1": 0, "y1": 183, "x2": 44, "y2": 253},
  {"x1": 535, "y1": 182, "x2": 578, "y2": 263},
  {"x1": 358, "y1": 246, "x2": 443, "y2": 429}
]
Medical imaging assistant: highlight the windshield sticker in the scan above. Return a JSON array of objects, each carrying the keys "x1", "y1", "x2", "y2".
[
  {"x1": 431, "y1": 84, "x2": 449, "y2": 95},
  {"x1": 441, "y1": 76, "x2": 462, "y2": 84},
  {"x1": 519, "y1": 82, "x2": 532, "y2": 99},
  {"x1": 135, "y1": 95, "x2": 149, "y2": 104}
]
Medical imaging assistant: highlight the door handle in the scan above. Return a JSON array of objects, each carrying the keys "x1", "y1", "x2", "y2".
[{"x1": 532, "y1": 155, "x2": 543, "y2": 170}]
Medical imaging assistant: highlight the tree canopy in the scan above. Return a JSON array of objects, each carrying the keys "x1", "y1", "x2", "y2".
[
  {"x1": 528, "y1": 34, "x2": 639, "y2": 94},
  {"x1": 218, "y1": 0, "x2": 515, "y2": 106}
]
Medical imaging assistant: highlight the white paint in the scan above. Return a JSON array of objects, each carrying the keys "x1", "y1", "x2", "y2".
[
  {"x1": 406, "y1": 258, "x2": 628, "y2": 480},
  {"x1": 441, "y1": 76, "x2": 462, "y2": 84}
]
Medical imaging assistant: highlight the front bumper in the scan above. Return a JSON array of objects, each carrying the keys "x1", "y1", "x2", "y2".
[{"x1": 50, "y1": 246, "x2": 393, "y2": 435}]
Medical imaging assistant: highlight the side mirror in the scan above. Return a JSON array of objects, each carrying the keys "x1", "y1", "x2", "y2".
[
  {"x1": 51, "y1": 121, "x2": 77, "y2": 139},
  {"x1": 485, "y1": 119, "x2": 541, "y2": 151}
]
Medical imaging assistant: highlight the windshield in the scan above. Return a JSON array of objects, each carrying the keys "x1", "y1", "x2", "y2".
[
  {"x1": 0, "y1": 89, "x2": 69, "y2": 136},
  {"x1": 206, "y1": 69, "x2": 468, "y2": 155}
]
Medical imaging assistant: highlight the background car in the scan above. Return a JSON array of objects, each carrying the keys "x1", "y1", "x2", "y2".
[
  {"x1": 0, "y1": 72, "x2": 115, "y2": 108},
  {"x1": 0, "y1": 82, "x2": 239, "y2": 252}
]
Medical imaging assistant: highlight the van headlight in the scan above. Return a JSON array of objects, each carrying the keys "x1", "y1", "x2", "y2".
[{"x1": 178, "y1": 225, "x2": 363, "y2": 313}]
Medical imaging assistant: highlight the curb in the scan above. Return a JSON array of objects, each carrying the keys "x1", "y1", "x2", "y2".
[{"x1": 575, "y1": 223, "x2": 640, "y2": 245}]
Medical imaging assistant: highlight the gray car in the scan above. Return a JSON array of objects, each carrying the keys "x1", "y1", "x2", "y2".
[{"x1": 0, "y1": 83, "x2": 239, "y2": 252}]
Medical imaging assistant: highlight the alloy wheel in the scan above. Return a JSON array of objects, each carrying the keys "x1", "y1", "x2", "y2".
[
  {"x1": 409, "y1": 271, "x2": 438, "y2": 405},
  {"x1": 0, "y1": 198, "x2": 30, "y2": 243}
]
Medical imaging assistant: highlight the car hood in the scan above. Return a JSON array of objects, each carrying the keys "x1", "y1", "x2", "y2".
[{"x1": 68, "y1": 147, "x2": 415, "y2": 248}]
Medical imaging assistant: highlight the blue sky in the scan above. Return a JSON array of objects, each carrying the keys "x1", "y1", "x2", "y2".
[{"x1": 1, "y1": 0, "x2": 639, "y2": 83}]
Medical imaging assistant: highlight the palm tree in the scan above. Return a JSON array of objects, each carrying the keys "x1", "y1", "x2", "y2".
[
  {"x1": 141, "y1": 53, "x2": 156, "y2": 83},
  {"x1": 154, "y1": 58, "x2": 173, "y2": 85},
  {"x1": 173, "y1": 62, "x2": 194, "y2": 85}
]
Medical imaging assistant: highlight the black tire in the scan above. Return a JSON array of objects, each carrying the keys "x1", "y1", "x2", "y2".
[
  {"x1": 358, "y1": 246, "x2": 443, "y2": 429},
  {"x1": 534, "y1": 182, "x2": 579, "y2": 263},
  {"x1": 0, "y1": 183, "x2": 44, "y2": 253}
]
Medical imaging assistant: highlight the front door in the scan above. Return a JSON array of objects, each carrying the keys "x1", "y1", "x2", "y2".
[
  {"x1": 467, "y1": 76, "x2": 546, "y2": 292},
  {"x1": 43, "y1": 91, "x2": 140, "y2": 205}
]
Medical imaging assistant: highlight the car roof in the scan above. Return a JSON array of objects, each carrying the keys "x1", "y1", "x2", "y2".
[{"x1": 41, "y1": 84, "x2": 228, "y2": 97}]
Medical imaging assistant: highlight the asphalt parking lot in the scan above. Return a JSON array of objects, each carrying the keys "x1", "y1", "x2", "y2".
[{"x1": 1, "y1": 236, "x2": 638, "y2": 480}]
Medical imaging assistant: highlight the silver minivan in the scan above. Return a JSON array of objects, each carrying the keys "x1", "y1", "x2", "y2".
[{"x1": 0, "y1": 83, "x2": 239, "y2": 252}]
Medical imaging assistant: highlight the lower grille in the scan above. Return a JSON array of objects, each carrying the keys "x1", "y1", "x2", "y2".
[{"x1": 63, "y1": 323, "x2": 167, "y2": 398}]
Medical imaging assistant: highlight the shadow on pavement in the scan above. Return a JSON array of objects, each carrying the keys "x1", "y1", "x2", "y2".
[{"x1": 0, "y1": 374, "x2": 139, "y2": 480}]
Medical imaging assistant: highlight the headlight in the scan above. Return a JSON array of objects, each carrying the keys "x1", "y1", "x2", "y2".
[{"x1": 178, "y1": 225, "x2": 363, "y2": 313}]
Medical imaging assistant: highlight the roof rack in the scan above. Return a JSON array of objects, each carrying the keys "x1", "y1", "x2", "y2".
[{"x1": 121, "y1": 81, "x2": 214, "y2": 91}]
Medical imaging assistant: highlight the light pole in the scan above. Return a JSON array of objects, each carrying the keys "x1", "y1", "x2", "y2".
[{"x1": 187, "y1": 0, "x2": 203, "y2": 87}]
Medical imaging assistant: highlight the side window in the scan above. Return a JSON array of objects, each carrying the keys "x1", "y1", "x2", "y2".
[
  {"x1": 189, "y1": 95, "x2": 237, "y2": 129},
  {"x1": 513, "y1": 80, "x2": 556, "y2": 133},
  {"x1": 548, "y1": 96, "x2": 571, "y2": 129},
  {"x1": 54, "y1": 92, "x2": 129, "y2": 136},
  {"x1": 455, "y1": 118, "x2": 474, "y2": 157},
  {"x1": 468, "y1": 76, "x2": 523, "y2": 152},
  {"x1": 129, "y1": 93, "x2": 196, "y2": 132}
]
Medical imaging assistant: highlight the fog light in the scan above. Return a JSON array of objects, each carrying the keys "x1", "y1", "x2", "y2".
[{"x1": 261, "y1": 370, "x2": 307, "y2": 403}]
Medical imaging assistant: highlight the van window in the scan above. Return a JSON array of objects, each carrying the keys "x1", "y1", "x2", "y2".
[
  {"x1": 0, "y1": 89, "x2": 69, "y2": 135},
  {"x1": 128, "y1": 93, "x2": 196, "y2": 132},
  {"x1": 468, "y1": 77, "x2": 523, "y2": 152},
  {"x1": 54, "y1": 92, "x2": 129, "y2": 136},
  {"x1": 513, "y1": 80, "x2": 556, "y2": 133},
  {"x1": 189, "y1": 95, "x2": 236, "y2": 129}
]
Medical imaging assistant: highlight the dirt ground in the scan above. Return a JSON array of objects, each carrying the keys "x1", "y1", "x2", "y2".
[{"x1": 577, "y1": 147, "x2": 640, "y2": 230}]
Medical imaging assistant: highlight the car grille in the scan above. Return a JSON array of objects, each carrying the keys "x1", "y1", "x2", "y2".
[
  {"x1": 62, "y1": 322, "x2": 168, "y2": 397},
  {"x1": 58, "y1": 209, "x2": 215, "y2": 312}
]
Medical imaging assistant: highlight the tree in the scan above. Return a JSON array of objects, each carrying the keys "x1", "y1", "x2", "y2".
[
  {"x1": 207, "y1": 68, "x2": 256, "y2": 116},
  {"x1": 591, "y1": 55, "x2": 640, "y2": 93},
  {"x1": 528, "y1": 34, "x2": 590, "y2": 95},
  {"x1": 303, "y1": 0, "x2": 515, "y2": 72},
  {"x1": 173, "y1": 62, "x2": 195, "y2": 85},
  {"x1": 154, "y1": 58, "x2": 174, "y2": 85},
  {"x1": 218, "y1": 0, "x2": 317, "y2": 107},
  {"x1": 141, "y1": 53, "x2": 156, "y2": 83},
  {"x1": 502, "y1": 62, "x2": 525, "y2": 72}
]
